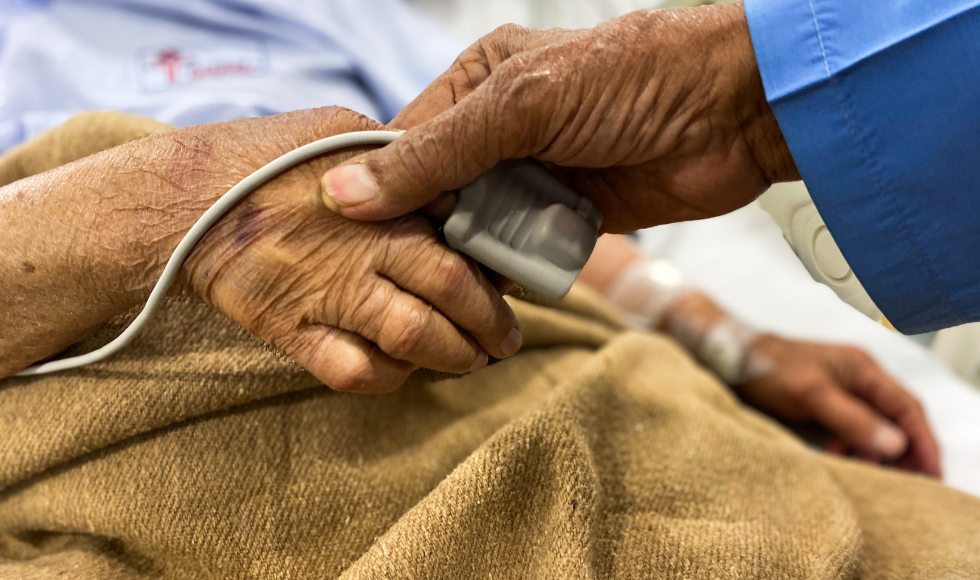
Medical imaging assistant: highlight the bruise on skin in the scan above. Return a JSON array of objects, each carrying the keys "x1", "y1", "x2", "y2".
[
  {"x1": 22, "y1": 261, "x2": 35, "y2": 274},
  {"x1": 232, "y1": 201, "x2": 267, "y2": 249}
]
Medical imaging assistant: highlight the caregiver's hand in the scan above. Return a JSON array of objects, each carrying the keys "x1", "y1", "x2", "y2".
[
  {"x1": 319, "y1": 2, "x2": 800, "y2": 232},
  {"x1": 739, "y1": 336, "x2": 942, "y2": 478},
  {"x1": 0, "y1": 108, "x2": 519, "y2": 392}
]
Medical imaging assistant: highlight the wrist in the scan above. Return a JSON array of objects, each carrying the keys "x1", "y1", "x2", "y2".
[
  {"x1": 714, "y1": 2, "x2": 800, "y2": 185},
  {"x1": 0, "y1": 130, "x2": 224, "y2": 375},
  {"x1": 658, "y1": 292, "x2": 727, "y2": 349},
  {"x1": 660, "y1": 292, "x2": 770, "y2": 385},
  {"x1": 605, "y1": 258, "x2": 690, "y2": 330},
  {"x1": 739, "y1": 87, "x2": 801, "y2": 185},
  {"x1": 71, "y1": 132, "x2": 221, "y2": 305},
  {"x1": 0, "y1": 167, "x2": 143, "y2": 374}
]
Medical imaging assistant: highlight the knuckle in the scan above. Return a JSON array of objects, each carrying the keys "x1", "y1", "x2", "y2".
[
  {"x1": 384, "y1": 304, "x2": 432, "y2": 361},
  {"x1": 845, "y1": 346, "x2": 873, "y2": 364},
  {"x1": 450, "y1": 55, "x2": 492, "y2": 100},
  {"x1": 432, "y1": 251, "x2": 475, "y2": 296},
  {"x1": 316, "y1": 106, "x2": 384, "y2": 134},
  {"x1": 905, "y1": 395, "x2": 925, "y2": 415},
  {"x1": 330, "y1": 350, "x2": 390, "y2": 394},
  {"x1": 797, "y1": 380, "x2": 832, "y2": 403},
  {"x1": 485, "y1": 23, "x2": 532, "y2": 45},
  {"x1": 329, "y1": 364, "x2": 372, "y2": 393},
  {"x1": 343, "y1": 276, "x2": 390, "y2": 333},
  {"x1": 491, "y1": 55, "x2": 558, "y2": 137},
  {"x1": 457, "y1": 24, "x2": 536, "y2": 99}
]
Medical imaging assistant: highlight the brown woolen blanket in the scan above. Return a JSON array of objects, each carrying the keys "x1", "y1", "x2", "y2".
[{"x1": 1, "y1": 114, "x2": 979, "y2": 579}]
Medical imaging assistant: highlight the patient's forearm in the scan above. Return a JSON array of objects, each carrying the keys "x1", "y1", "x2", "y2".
[
  {"x1": 1, "y1": 108, "x2": 521, "y2": 390},
  {"x1": 0, "y1": 133, "x2": 218, "y2": 376}
]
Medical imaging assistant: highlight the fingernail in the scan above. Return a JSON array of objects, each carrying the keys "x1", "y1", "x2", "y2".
[
  {"x1": 468, "y1": 350, "x2": 489, "y2": 373},
  {"x1": 873, "y1": 424, "x2": 908, "y2": 459},
  {"x1": 498, "y1": 327, "x2": 523, "y2": 358},
  {"x1": 321, "y1": 164, "x2": 378, "y2": 209}
]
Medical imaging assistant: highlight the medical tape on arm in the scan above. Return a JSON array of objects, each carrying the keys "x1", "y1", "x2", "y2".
[
  {"x1": 605, "y1": 259, "x2": 690, "y2": 330},
  {"x1": 605, "y1": 259, "x2": 770, "y2": 385}
]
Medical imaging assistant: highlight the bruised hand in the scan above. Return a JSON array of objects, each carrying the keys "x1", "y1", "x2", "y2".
[
  {"x1": 0, "y1": 107, "x2": 519, "y2": 390},
  {"x1": 175, "y1": 109, "x2": 520, "y2": 393},
  {"x1": 319, "y1": 2, "x2": 799, "y2": 232}
]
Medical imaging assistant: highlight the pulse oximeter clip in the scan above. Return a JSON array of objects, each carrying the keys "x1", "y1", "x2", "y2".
[{"x1": 445, "y1": 159, "x2": 602, "y2": 300}]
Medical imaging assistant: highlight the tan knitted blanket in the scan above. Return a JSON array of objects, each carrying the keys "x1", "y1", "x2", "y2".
[{"x1": 1, "y1": 114, "x2": 979, "y2": 580}]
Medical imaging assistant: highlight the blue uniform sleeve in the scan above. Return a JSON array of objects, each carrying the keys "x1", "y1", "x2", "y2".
[{"x1": 743, "y1": 0, "x2": 980, "y2": 333}]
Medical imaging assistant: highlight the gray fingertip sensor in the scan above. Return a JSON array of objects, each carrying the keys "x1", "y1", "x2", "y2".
[{"x1": 444, "y1": 159, "x2": 603, "y2": 300}]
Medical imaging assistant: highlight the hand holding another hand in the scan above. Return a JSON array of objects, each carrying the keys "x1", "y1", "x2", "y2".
[
  {"x1": 179, "y1": 110, "x2": 521, "y2": 392},
  {"x1": 1, "y1": 108, "x2": 520, "y2": 392},
  {"x1": 320, "y1": 2, "x2": 799, "y2": 232}
]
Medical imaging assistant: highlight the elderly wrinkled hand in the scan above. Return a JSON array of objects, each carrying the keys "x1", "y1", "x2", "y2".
[
  {"x1": 318, "y1": 2, "x2": 799, "y2": 232},
  {"x1": 0, "y1": 108, "x2": 520, "y2": 392}
]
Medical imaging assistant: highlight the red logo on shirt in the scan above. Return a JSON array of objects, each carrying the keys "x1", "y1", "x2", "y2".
[
  {"x1": 150, "y1": 49, "x2": 190, "y2": 84},
  {"x1": 138, "y1": 42, "x2": 269, "y2": 93}
]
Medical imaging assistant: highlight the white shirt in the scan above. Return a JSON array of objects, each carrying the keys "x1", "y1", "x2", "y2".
[{"x1": 0, "y1": 0, "x2": 463, "y2": 151}]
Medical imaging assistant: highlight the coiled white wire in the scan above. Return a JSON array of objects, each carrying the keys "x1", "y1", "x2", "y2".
[{"x1": 16, "y1": 130, "x2": 403, "y2": 377}]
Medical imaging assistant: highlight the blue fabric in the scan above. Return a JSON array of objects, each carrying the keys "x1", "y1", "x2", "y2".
[
  {"x1": 744, "y1": 0, "x2": 980, "y2": 333},
  {"x1": 0, "y1": 0, "x2": 463, "y2": 151}
]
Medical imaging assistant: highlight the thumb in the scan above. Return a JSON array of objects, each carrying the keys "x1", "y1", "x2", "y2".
[{"x1": 319, "y1": 75, "x2": 520, "y2": 221}]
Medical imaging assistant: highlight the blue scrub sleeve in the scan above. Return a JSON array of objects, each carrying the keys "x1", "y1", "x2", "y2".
[{"x1": 744, "y1": 0, "x2": 980, "y2": 333}]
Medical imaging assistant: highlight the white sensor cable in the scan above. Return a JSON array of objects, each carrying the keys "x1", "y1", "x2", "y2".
[{"x1": 15, "y1": 130, "x2": 403, "y2": 377}]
